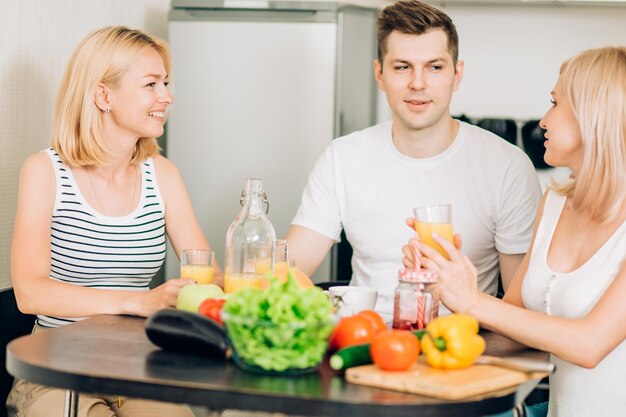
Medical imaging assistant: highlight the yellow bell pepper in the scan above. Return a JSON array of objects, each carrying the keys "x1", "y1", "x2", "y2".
[{"x1": 421, "y1": 314, "x2": 486, "y2": 370}]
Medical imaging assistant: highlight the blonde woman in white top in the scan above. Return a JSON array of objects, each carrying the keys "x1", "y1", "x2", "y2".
[{"x1": 403, "y1": 47, "x2": 626, "y2": 417}]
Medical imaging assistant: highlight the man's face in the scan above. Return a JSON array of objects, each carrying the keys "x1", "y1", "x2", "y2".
[{"x1": 375, "y1": 30, "x2": 463, "y2": 133}]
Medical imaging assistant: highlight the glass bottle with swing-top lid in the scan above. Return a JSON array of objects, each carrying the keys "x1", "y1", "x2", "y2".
[{"x1": 224, "y1": 178, "x2": 276, "y2": 293}]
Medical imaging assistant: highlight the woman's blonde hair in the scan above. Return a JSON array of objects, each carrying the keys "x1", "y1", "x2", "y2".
[
  {"x1": 550, "y1": 46, "x2": 626, "y2": 223},
  {"x1": 52, "y1": 26, "x2": 171, "y2": 167}
]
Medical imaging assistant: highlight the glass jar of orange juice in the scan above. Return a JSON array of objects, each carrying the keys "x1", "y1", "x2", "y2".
[{"x1": 224, "y1": 178, "x2": 276, "y2": 293}]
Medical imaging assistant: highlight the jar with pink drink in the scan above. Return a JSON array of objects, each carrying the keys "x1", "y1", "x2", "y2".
[{"x1": 392, "y1": 269, "x2": 439, "y2": 330}]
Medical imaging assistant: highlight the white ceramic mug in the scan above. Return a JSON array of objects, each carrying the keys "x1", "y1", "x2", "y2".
[{"x1": 327, "y1": 286, "x2": 378, "y2": 317}]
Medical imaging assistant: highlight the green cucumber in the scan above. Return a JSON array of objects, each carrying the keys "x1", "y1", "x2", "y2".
[
  {"x1": 329, "y1": 329, "x2": 426, "y2": 370},
  {"x1": 330, "y1": 343, "x2": 372, "y2": 370}
]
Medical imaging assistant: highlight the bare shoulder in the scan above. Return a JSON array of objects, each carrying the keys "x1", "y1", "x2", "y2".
[
  {"x1": 20, "y1": 151, "x2": 55, "y2": 186},
  {"x1": 152, "y1": 154, "x2": 178, "y2": 174},
  {"x1": 23, "y1": 151, "x2": 52, "y2": 171},
  {"x1": 15, "y1": 151, "x2": 56, "y2": 215},
  {"x1": 152, "y1": 154, "x2": 184, "y2": 181},
  {"x1": 151, "y1": 154, "x2": 187, "y2": 198}
]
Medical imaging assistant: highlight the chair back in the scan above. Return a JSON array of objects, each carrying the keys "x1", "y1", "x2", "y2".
[{"x1": 0, "y1": 288, "x2": 35, "y2": 417}]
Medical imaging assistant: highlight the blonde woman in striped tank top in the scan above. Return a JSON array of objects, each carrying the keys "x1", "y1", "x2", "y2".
[{"x1": 9, "y1": 26, "x2": 219, "y2": 417}]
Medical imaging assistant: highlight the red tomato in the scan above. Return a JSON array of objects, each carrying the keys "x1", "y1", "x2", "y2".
[
  {"x1": 330, "y1": 315, "x2": 375, "y2": 351},
  {"x1": 357, "y1": 310, "x2": 387, "y2": 334},
  {"x1": 370, "y1": 330, "x2": 420, "y2": 371},
  {"x1": 197, "y1": 298, "x2": 226, "y2": 325}
]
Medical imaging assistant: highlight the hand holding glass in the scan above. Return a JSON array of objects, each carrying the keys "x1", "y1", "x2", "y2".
[
  {"x1": 413, "y1": 204, "x2": 454, "y2": 259},
  {"x1": 180, "y1": 249, "x2": 215, "y2": 284}
]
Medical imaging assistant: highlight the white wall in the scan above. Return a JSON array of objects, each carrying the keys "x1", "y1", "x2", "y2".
[
  {"x1": 445, "y1": 4, "x2": 626, "y2": 120},
  {"x1": 0, "y1": 0, "x2": 170, "y2": 289}
]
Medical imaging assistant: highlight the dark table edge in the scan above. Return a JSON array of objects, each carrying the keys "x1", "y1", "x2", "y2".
[{"x1": 6, "y1": 342, "x2": 518, "y2": 417}]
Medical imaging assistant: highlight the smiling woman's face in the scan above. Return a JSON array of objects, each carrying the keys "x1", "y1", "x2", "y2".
[
  {"x1": 106, "y1": 47, "x2": 174, "y2": 140},
  {"x1": 539, "y1": 77, "x2": 584, "y2": 172}
]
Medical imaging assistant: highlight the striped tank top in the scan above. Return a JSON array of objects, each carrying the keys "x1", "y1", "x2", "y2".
[{"x1": 41, "y1": 148, "x2": 166, "y2": 328}]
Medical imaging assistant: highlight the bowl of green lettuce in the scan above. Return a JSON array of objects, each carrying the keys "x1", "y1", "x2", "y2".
[{"x1": 223, "y1": 272, "x2": 335, "y2": 375}]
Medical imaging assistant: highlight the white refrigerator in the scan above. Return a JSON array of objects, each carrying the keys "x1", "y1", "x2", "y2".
[{"x1": 165, "y1": 0, "x2": 379, "y2": 282}]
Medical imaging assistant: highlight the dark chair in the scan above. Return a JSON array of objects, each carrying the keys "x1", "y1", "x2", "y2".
[
  {"x1": 1, "y1": 288, "x2": 35, "y2": 417},
  {"x1": 525, "y1": 376, "x2": 550, "y2": 406},
  {"x1": 315, "y1": 280, "x2": 350, "y2": 291},
  {"x1": 522, "y1": 120, "x2": 551, "y2": 169},
  {"x1": 335, "y1": 230, "x2": 353, "y2": 282},
  {"x1": 453, "y1": 114, "x2": 474, "y2": 125},
  {"x1": 477, "y1": 118, "x2": 519, "y2": 146}
]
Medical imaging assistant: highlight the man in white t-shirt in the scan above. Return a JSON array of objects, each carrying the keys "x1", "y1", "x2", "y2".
[{"x1": 286, "y1": 0, "x2": 541, "y2": 318}]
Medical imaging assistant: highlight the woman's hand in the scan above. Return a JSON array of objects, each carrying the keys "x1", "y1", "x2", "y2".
[
  {"x1": 401, "y1": 217, "x2": 478, "y2": 314},
  {"x1": 418, "y1": 234, "x2": 480, "y2": 314},
  {"x1": 129, "y1": 278, "x2": 195, "y2": 317}
]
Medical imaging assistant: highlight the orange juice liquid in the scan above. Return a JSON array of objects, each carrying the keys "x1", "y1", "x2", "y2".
[
  {"x1": 274, "y1": 261, "x2": 289, "y2": 275},
  {"x1": 254, "y1": 259, "x2": 272, "y2": 274},
  {"x1": 225, "y1": 273, "x2": 268, "y2": 293},
  {"x1": 180, "y1": 265, "x2": 214, "y2": 284},
  {"x1": 414, "y1": 222, "x2": 454, "y2": 259}
]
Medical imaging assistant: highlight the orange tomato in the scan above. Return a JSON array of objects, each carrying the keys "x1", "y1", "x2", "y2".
[
  {"x1": 330, "y1": 315, "x2": 376, "y2": 351},
  {"x1": 357, "y1": 310, "x2": 387, "y2": 334},
  {"x1": 370, "y1": 330, "x2": 420, "y2": 371}
]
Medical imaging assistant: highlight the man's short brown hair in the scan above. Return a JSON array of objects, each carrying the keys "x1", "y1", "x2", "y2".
[{"x1": 377, "y1": 0, "x2": 459, "y2": 65}]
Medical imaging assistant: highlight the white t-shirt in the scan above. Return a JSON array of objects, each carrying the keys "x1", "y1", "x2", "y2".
[
  {"x1": 522, "y1": 191, "x2": 626, "y2": 417},
  {"x1": 292, "y1": 121, "x2": 541, "y2": 316}
]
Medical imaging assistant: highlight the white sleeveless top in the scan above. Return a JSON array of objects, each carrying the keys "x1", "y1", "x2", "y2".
[{"x1": 522, "y1": 191, "x2": 626, "y2": 417}]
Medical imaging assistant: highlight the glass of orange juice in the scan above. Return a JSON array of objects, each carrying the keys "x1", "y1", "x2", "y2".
[
  {"x1": 180, "y1": 249, "x2": 215, "y2": 284},
  {"x1": 225, "y1": 241, "x2": 273, "y2": 293},
  {"x1": 250, "y1": 241, "x2": 274, "y2": 275},
  {"x1": 413, "y1": 204, "x2": 454, "y2": 259},
  {"x1": 274, "y1": 239, "x2": 290, "y2": 275}
]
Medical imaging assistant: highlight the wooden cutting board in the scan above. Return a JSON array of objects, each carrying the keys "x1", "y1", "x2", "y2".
[{"x1": 346, "y1": 359, "x2": 543, "y2": 400}]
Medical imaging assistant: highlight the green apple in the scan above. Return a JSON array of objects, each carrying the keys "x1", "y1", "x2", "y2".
[{"x1": 176, "y1": 284, "x2": 225, "y2": 313}]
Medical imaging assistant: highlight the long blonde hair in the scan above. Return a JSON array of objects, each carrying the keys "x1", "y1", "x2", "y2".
[
  {"x1": 52, "y1": 26, "x2": 171, "y2": 167},
  {"x1": 550, "y1": 47, "x2": 626, "y2": 223}
]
